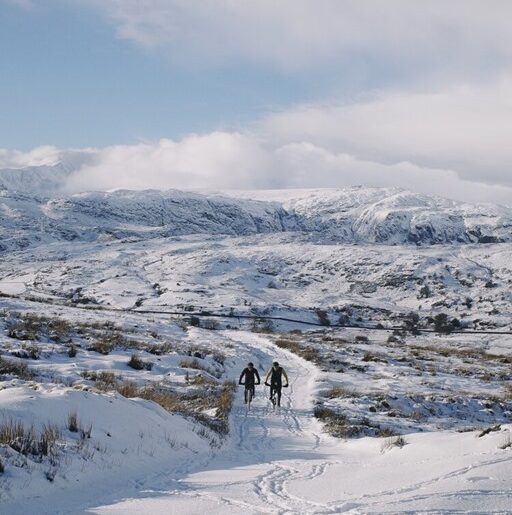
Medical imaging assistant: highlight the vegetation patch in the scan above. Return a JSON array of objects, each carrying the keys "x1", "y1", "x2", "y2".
[
  {"x1": 127, "y1": 354, "x2": 153, "y2": 371},
  {"x1": 274, "y1": 338, "x2": 321, "y2": 364},
  {"x1": 0, "y1": 356, "x2": 34, "y2": 380}
]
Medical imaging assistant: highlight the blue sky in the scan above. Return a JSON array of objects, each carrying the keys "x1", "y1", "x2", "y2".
[
  {"x1": 2, "y1": 1, "x2": 512, "y2": 204},
  {"x1": 0, "y1": 1, "x2": 312, "y2": 149}
]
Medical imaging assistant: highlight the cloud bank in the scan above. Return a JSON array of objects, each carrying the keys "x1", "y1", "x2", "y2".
[
  {"x1": 85, "y1": 0, "x2": 512, "y2": 79},
  {"x1": 6, "y1": 133, "x2": 511, "y2": 207},
  {"x1": 3, "y1": 2, "x2": 511, "y2": 205},
  {"x1": 2, "y1": 71, "x2": 508, "y2": 206},
  {"x1": 60, "y1": 135, "x2": 512, "y2": 205}
]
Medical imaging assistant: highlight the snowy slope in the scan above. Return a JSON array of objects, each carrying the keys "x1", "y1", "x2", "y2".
[
  {"x1": 2, "y1": 328, "x2": 511, "y2": 514},
  {"x1": 231, "y1": 187, "x2": 512, "y2": 244},
  {"x1": 2, "y1": 180, "x2": 512, "y2": 514},
  {"x1": 1, "y1": 176, "x2": 512, "y2": 251}
]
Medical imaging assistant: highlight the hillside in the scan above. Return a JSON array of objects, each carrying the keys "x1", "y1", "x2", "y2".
[
  {"x1": 1, "y1": 164, "x2": 512, "y2": 250},
  {"x1": 1, "y1": 179, "x2": 512, "y2": 513}
]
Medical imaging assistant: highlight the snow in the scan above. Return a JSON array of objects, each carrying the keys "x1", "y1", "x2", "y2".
[
  {"x1": 0, "y1": 324, "x2": 511, "y2": 514},
  {"x1": 79, "y1": 333, "x2": 512, "y2": 513},
  {"x1": 1, "y1": 183, "x2": 512, "y2": 513}
]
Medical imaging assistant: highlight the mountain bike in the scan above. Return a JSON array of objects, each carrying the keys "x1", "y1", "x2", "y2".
[
  {"x1": 266, "y1": 382, "x2": 288, "y2": 408},
  {"x1": 240, "y1": 383, "x2": 255, "y2": 409}
]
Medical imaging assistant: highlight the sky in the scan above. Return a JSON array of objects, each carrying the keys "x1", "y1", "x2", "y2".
[{"x1": 1, "y1": 0, "x2": 512, "y2": 204}]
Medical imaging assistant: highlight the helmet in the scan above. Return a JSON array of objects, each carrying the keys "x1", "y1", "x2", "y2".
[
  {"x1": 248, "y1": 362, "x2": 254, "y2": 367},
  {"x1": 273, "y1": 361, "x2": 279, "y2": 367}
]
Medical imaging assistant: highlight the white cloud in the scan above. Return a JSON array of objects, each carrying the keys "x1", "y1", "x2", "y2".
[
  {"x1": 64, "y1": 133, "x2": 277, "y2": 193},
  {"x1": 273, "y1": 142, "x2": 512, "y2": 205},
  {"x1": 262, "y1": 78, "x2": 512, "y2": 187},
  {"x1": 0, "y1": 146, "x2": 61, "y2": 169},
  {"x1": 84, "y1": 0, "x2": 512, "y2": 75},
  {"x1": 55, "y1": 131, "x2": 512, "y2": 206},
  {"x1": 3, "y1": 128, "x2": 512, "y2": 205}
]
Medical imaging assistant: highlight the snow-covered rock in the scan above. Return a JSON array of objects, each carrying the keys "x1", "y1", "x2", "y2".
[{"x1": 1, "y1": 184, "x2": 511, "y2": 252}]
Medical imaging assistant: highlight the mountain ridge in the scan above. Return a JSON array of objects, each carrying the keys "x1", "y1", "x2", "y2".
[{"x1": 0, "y1": 165, "x2": 511, "y2": 251}]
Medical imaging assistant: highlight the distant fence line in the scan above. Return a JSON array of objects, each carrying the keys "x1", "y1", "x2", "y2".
[{"x1": 2, "y1": 292, "x2": 511, "y2": 336}]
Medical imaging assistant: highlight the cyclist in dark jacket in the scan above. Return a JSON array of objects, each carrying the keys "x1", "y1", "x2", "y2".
[
  {"x1": 239, "y1": 362, "x2": 261, "y2": 404},
  {"x1": 264, "y1": 361, "x2": 289, "y2": 407}
]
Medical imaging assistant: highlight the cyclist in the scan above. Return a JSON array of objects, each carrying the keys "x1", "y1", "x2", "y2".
[
  {"x1": 239, "y1": 362, "x2": 261, "y2": 404},
  {"x1": 264, "y1": 361, "x2": 289, "y2": 407}
]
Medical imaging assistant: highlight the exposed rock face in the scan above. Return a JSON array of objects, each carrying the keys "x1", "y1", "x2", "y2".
[{"x1": 1, "y1": 165, "x2": 511, "y2": 252}]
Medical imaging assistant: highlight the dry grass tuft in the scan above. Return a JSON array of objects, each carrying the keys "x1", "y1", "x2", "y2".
[
  {"x1": 127, "y1": 354, "x2": 153, "y2": 371},
  {"x1": 325, "y1": 386, "x2": 361, "y2": 399},
  {"x1": 0, "y1": 418, "x2": 61, "y2": 458},
  {"x1": 179, "y1": 358, "x2": 206, "y2": 371},
  {"x1": 0, "y1": 356, "x2": 34, "y2": 380},
  {"x1": 274, "y1": 339, "x2": 321, "y2": 364},
  {"x1": 381, "y1": 435, "x2": 407, "y2": 452},
  {"x1": 67, "y1": 411, "x2": 79, "y2": 433}
]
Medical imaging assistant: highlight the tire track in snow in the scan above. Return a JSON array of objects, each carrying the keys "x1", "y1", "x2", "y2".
[{"x1": 326, "y1": 453, "x2": 512, "y2": 513}]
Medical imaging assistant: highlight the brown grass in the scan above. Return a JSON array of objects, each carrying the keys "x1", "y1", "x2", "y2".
[
  {"x1": 325, "y1": 386, "x2": 361, "y2": 399},
  {"x1": 0, "y1": 356, "x2": 34, "y2": 380},
  {"x1": 0, "y1": 418, "x2": 61, "y2": 457},
  {"x1": 179, "y1": 358, "x2": 206, "y2": 371},
  {"x1": 274, "y1": 339, "x2": 321, "y2": 364}
]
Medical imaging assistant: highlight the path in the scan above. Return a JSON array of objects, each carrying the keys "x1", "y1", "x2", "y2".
[
  {"x1": 87, "y1": 332, "x2": 512, "y2": 514},
  {"x1": 87, "y1": 332, "x2": 340, "y2": 514}
]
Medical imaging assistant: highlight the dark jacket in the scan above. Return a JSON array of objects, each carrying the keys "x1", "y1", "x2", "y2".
[{"x1": 239, "y1": 367, "x2": 261, "y2": 386}]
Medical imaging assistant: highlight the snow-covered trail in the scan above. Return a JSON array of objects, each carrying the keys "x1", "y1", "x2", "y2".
[
  {"x1": 87, "y1": 332, "x2": 512, "y2": 515},
  {"x1": 87, "y1": 332, "x2": 339, "y2": 514}
]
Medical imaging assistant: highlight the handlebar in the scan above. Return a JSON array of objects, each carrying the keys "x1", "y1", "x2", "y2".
[{"x1": 265, "y1": 382, "x2": 288, "y2": 388}]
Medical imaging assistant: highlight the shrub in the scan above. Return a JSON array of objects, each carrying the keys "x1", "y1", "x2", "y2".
[
  {"x1": 216, "y1": 381, "x2": 236, "y2": 421},
  {"x1": 127, "y1": 354, "x2": 153, "y2": 371},
  {"x1": 80, "y1": 424, "x2": 92, "y2": 440},
  {"x1": 316, "y1": 309, "x2": 330, "y2": 326},
  {"x1": 26, "y1": 345, "x2": 40, "y2": 360},
  {"x1": 179, "y1": 358, "x2": 205, "y2": 371},
  {"x1": 274, "y1": 339, "x2": 321, "y2": 364},
  {"x1": 68, "y1": 411, "x2": 79, "y2": 432},
  {"x1": 88, "y1": 340, "x2": 114, "y2": 355},
  {"x1": 116, "y1": 381, "x2": 139, "y2": 398},
  {"x1": 68, "y1": 344, "x2": 78, "y2": 358},
  {"x1": 202, "y1": 319, "x2": 220, "y2": 330},
  {"x1": 362, "y1": 352, "x2": 384, "y2": 363},
  {"x1": 325, "y1": 386, "x2": 360, "y2": 399},
  {"x1": 0, "y1": 356, "x2": 33, "y2": 380},
  {"x1": 418, "y1": 284, "x2": 431, "y2": 299},
  {"x1": 250, "y1": 318, "x2": 274, "y2": 333},
  {"x1": 40, "y1": 423, "x2": 61, "y2": 457},
  {"x1": 0, "y1": 419, "x2": 60, "y2": 457},
  {"x1": 95, "y1": 371, "x2": 117, "y2": 390},
  {"x1": 116, "y1": 380, "x2": 237, "y2": 437},
  {"x1": 0, "y1": 458, "x2": 4, "y2": 474},
  {"x1": 432, "y1": 313, "x2": 460, "y2": 334},
  {"x1": 313, "y1": 406, "x2": 352, "y2": 438},
  {"x1": 188, "y1": 316, "x2": 200, "y2": 327}
]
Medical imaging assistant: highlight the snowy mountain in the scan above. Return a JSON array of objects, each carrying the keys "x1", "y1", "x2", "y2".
[
  {"x1": 0, "y1": 152, "x2": 94, "y2": 196},
  {"x1": 1, "y1": 180, "x2": 511, "y2": 253}
]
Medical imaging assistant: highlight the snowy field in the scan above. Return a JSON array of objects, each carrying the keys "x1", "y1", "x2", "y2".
[
  {"x1": 1, "y1": 187, "x2": 512, "y2": 513},
  {"x1": 1, "y1": 297, "x2": 511, "y2": 514}
]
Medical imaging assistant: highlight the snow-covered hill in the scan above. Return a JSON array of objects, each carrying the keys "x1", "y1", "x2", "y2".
[
  {"x1": 2, "y1": 178, "x2": 512, "y2": 513},
  {"x1": 1, "y1": 182, "x2": 511, "y2": 252}
]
